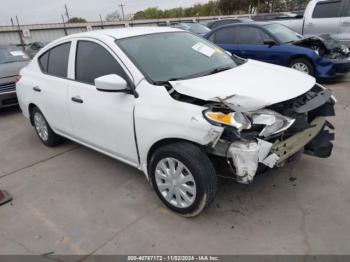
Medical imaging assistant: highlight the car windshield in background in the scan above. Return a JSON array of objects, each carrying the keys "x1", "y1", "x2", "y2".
[
  {"x1": 263, "y1": 23, "x2": 303, "y2": 43},
  {"x1": 117, "y1": 32, "x2": 237, "y2": 83},
  {"x1": 189, "y1": 23, "x2": 211, "y2": 35},
  {"x1": 0, "y1": 45, "x2": 29, "y2": 64}
]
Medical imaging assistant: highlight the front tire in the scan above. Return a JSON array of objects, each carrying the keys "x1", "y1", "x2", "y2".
[
  {"x1": 149, "y1": 142, "x2": 217, "y2": 217},
  {"x1": 31, "y1": 107, "x2": 62, "y2": 147},
  {"x1": 289, "y1": 58, "x2": 315, "y2": 76}
]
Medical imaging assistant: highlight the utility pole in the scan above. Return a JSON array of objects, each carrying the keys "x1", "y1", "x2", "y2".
[
  {"x1": 99, "y1": 14, "x2": 104, "y2": 29},
  {"x1": 119, "y1": 3, "x2": 126, "y2": 21},
  {"x1": 65, "y1": 4, "x2": 70, "y2": 21},
  {"x1": 15, "y1": 16, "x2": 25, "y2": 51},
  {"x1": 61, "y1": 15, "x2": 68, "y2": 36}
]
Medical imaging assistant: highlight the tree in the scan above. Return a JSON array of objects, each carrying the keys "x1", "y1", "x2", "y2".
[
  {"x1": 67, "y1": 17, "x2": 87, "y2": 23},
  {"x1": 106, "y1": 11, "x2": 121, "y2": 22},
  {"x1": 126, "y1": 0, "x2": 312, "y2": 20}
]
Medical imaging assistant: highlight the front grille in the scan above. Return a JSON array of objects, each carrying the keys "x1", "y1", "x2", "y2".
[{"x1": 0, "y1": 82, "x2": 16, "y2": 93}]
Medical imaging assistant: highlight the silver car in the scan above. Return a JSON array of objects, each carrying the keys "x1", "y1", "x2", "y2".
[{"x1": 0, "y1": 45, "x2": 29, "y2": 108}]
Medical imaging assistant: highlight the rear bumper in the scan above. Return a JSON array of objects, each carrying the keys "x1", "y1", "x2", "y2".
[
  {"x1": 0, "y1": 91, "x2": 18, "y2": 108},
  {"x1": 272, "y1": 117, "x2": 334, "y2": 167}
]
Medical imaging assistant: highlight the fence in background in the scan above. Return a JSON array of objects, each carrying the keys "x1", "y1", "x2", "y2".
[{"x1": 0, "y1": 15, "x2": 252, "y2": 47}]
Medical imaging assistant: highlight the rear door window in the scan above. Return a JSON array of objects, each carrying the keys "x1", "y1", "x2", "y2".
[
  {"x1": 39, "y1": 42, "x2": 71, "y2": 78},
  {"x1": 312, "y1": 0, "x2": 342, "y2": 18},
  {"x1": 213, "y1": 27, "x2": 235, "y2": 44},
  {"x1": 75, "y1": 41, "x2": 127, "y2": 85},
  {"x1": 238, "y1": 26, "x2": 269, "y2": 45}
]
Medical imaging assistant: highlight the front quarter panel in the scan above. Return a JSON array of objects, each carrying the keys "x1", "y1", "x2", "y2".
[{"x1": 135, "y1": 80, "x2": 223, "y2": 177}]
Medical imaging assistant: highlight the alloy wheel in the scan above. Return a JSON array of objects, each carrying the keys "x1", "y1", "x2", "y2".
[
  {"x1": 34, "y1": 112, "x2": 49, "y2": 141},
  {"x1": 291, "y1": 62, "x2": 310, "y2": 74}
]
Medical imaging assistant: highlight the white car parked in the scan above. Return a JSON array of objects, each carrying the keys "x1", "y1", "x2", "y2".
[{"x1": 16, "y1": 27, "x2": 336, "y2": 216}]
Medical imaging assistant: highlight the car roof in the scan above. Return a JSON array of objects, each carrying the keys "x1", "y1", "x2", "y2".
[
  {"x1": 59, "y1": 27, "x2": 182, "y2": 41},
  {"x1": 211, "y1": 21, "x2": 283, "y2": 31}
]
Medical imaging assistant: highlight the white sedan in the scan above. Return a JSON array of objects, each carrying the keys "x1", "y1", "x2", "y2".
[{"x1": 16, "y1": 27, "x2": 335, "y2": 216}]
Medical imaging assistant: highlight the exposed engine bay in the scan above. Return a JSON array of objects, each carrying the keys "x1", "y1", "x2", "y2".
[
  {"x1": 293, "y1": 34, "x2": 350, "y2": 60},
  {"x1": 169, "y1": 83, "x2": 336, "y2": 184}
]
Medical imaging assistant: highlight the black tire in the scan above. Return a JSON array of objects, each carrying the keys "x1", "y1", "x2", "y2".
[
  {"x1": 289, "y1": 58, "x2": 315, "y2": 76},
  {"x1": 31, "y1": 107, "x2": 63, "y2": 147},
  {"x1": 149, "y1": 142, "x2": 217, "y2": 217}
]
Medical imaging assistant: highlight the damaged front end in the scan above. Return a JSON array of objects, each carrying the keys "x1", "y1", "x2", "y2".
[
  {"x1": 207, "y1": 84, "x2": 336, "y2": 184},
  {"x1": 293, "y1": 34, "x2": 350, "y2": 60},
  {"x1": 293, "y1": 35, "x2": 350, "y2": 77}
]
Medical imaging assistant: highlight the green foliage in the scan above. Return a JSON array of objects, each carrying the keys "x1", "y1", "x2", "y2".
[
  {"x1": 67, "y1": 17, "x2": 87, "y2": 23},
  {"x1": 131, "y1": 0, "x2": 310, "y2": 20},
  {"x1": 106, "y1": 11, "x2": 121, "y2": 22}
]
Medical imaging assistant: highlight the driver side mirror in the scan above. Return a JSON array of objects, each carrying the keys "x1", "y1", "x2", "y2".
[
  {"x1": 95, "y1": 74, "x2": 131, "y2": 93},
  {"x1": 263, "y1": 39, "x2": 276, "y2": 47}
]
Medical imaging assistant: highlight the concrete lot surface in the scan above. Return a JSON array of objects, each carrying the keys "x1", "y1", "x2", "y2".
[{"x1": 0, "y1": 75, "x2": 349, "y2": 257}]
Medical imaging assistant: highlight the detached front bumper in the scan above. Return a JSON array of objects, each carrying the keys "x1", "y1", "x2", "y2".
[{"x1": 315, "y1": 57, "x2": 350, "y2": 78}]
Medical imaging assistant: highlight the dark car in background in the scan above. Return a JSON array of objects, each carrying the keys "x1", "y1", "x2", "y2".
[
  {"x1": 25, "y1": 42, "x2": 46, "y2": 58},
  {"x1": 0, "y1": 45, "x2": 29, "y2": 108},
  {"x1": 206, "y1": 18, "x2": 253, "y2": 29},
  {"x1": 171, "y1": 22, "x2": 211, "y2": 36},
  {"x1": 205, "y1": 23, "x2": 350, "y2": 78}
]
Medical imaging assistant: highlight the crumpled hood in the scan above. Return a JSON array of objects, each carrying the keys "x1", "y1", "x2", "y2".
[{"x1": 170, "y1": 60, "x2": 316, "y2": 112}]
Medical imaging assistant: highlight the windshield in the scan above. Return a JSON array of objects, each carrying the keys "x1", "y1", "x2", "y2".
[
  {"x1": 0, "y1": 45, "x2": 29, "y2": 64},
  {"x1": 117, "y1": 32, "x2": 237, "y2": 83},
  {"x1": 263, "y1": 23, "x2": 303, "y2": 43},
  {"x1": 188, "y1": 23, "x2": 211, "y2": 35}
]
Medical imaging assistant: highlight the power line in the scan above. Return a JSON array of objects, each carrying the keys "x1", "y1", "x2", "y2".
[{"x1": 119, "y1": 3, "x2": 126, "y2": 21}]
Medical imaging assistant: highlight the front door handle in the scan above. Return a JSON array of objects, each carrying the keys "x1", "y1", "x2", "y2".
[
  {"x1": 342, "y1": 21, "x2": 350, "y2": 26},
  {"x1": 71, "y1": 96, "x2": 84, "y2": 104},
  {"x1": 33, "y1": 86, "x2": 41, "y2": 92}
]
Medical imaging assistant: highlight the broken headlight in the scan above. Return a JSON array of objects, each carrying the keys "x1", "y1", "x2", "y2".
[
  {"x1": 250, "y1": 109, "x2": 295, "y2": 138},
  {"x1": 204, "y1": 111, "x2": 251, "y2": 131}
]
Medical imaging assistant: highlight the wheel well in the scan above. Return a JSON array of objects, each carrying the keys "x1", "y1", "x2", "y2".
[
  {"x1": 288, "y1": 55, "x2": 313, "y2": 66},
  {"x1": 28, "y1": 103, "x2": 37, "y2": 125},
  {"x1": 147, "y1": 138, "x2": 205, "y2": 168}
]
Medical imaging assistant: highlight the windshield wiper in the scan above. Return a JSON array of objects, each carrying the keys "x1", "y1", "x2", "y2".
[
  {"x1": 153, "y1": 78, "x2": 182, "y2": 86},
  {"x1": 207, "y1": 66, "x2": 233, "y2": 76}
]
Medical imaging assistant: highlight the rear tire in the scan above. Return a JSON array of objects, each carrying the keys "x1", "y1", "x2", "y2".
[
  {"x1": 289, "y1": 58, "x2": 315, "y2": 76},
  {"x1": 31, "y1": 107, "x2": 63, "y2": 147},
  {"x1": 149, "y1": 142, "x2": 217, "y2": 217}
]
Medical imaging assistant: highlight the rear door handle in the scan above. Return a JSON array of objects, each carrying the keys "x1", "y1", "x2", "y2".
[
  {"x1": 33, "y1": 86, "x2": 41, "y2": 92},
  {"x1": 342, "y1": 21, "x2": 350, "y2": 26},
  {"x1": 71, "y1": 96, "x2": 84, "y2": 104}
]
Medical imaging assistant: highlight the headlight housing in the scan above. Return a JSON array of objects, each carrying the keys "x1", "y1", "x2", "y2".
[
  {"x1": 204, "y1": 109, "x2": 295, "y2": 138},
  {"x1": 250, "y1": 109, "x2": 295, "y2": 138},
  {"x1": 204, "y1": 111, "x2": 251, "y2": 131}
]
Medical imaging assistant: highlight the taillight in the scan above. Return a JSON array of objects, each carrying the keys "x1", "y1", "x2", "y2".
[{"x1": 15, "y1": 75, "x2": 22, "y2": 83}]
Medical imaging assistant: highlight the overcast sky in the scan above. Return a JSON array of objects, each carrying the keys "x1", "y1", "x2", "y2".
[{"x1": 0, "y1": 0, "x2": 210, "y2": 25}]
